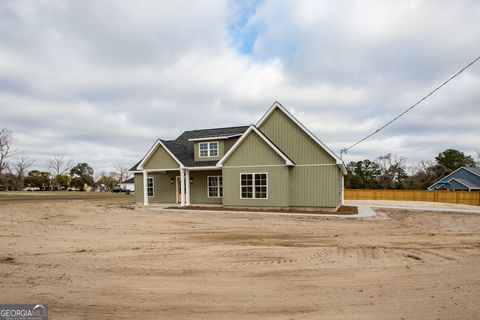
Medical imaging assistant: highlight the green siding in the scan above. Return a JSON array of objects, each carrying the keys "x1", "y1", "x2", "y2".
[
  {"x1": 134, "y1": 173, "x2": 143, "y2": 203},
  {"x1": 289, "y1": 166, "x2": 341, "y2": 208},
  {"x1": 190, "y1": 170, "x2": 223, "y2": 204},
  {"x1": 193, "y1": 140, "x2": 224, "y2": 162},
  {"x1": 223, "y1": 131, "x2": 284, "y2": 167},
  {"x1": 259, "y1": 108, "x2": 336, "y2": 165},
  {"x1": 143, "y1": 144, "x2": 179, "y2": 169},
  {"x1": 223, "y1": 166, "x2": 289, "y2": 207},
  {"x1": 133, "y1": 172, "x2": 177, "y2": 204}
]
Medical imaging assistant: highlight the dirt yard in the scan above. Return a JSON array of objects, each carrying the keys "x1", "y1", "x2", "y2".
[{"x1": 1, "y1": 197, "x2": 479, "y2": 319}]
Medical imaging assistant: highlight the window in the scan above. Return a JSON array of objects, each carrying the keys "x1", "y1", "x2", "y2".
[
  {"x1": 199, "y1": 142, "x2": 219, "y2": 157},
  {"x1": 147, "y1": 177, "x2": 154, "y2": 197},
  {"x1": 208, "y1": 176, "x2": 223, "y2": 198},
  {"x1": 240, "y1": 173, "x2": 267, "y2": 199}
]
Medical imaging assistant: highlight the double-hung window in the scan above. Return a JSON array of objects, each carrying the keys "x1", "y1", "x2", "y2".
[
  {"x1": 199, "y1": 142, "x2": 218, "y2": 157},
  {"x1": 147, "y1": 177, "x2": 154, "y2": 197},
  {"x1": 208, "y1": 176, "x2": 223, "y2": 198},
  {"x1": 240, "y1": 173, "x2": 267, "y2": 199}
]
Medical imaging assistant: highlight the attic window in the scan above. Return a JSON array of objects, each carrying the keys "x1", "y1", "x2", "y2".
[{"x1": 199, "y1": 142, "x2": 219, "y2": 157}]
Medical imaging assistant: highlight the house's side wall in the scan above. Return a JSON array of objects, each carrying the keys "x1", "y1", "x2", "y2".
[
  {"x1": 259, "y1": 108, "x2": 342, "y2": 209},
  {"x1": 134, "y1": 173, "x2": 143, "y2": 203},
  {"x1": 223, "y1": 166, "x2": 289, "y2": 207},
  {"x1": 189, "y1": 170, "x2": 223, "y2": 204},
  {"x1": 222, "y1": 131, "x2": 288, "y2": 207},
  {"x1": 193, "y1": 140, "x2": 224, "y2": 162},
  {"x1": 289, "y1": 166, "x2": 341, "y2": 208},
  {"x1": 143, "y1": 145, "x2": 179, "y2": 170},
  {"x1": 258, "y1": 108, "x2": 336, "y2": 165}
]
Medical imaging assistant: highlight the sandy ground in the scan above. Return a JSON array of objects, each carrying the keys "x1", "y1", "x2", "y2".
[{"x1": 1, "y1": 198, "x2": 479, "y2": 320}]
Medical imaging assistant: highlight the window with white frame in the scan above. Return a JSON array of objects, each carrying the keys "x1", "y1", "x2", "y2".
[
  {"x1": 240, "y1": 173, "x2": 267, "y2": 199},
  {"x1": 199, "y1": 142, "x2": 219, "y2": 157},
  {"x1": 147, "y1": 177, "x2": 154, "y2": 197},
  {"x1": 208, "y1": 176, "x2": 223, "y2": 198}
]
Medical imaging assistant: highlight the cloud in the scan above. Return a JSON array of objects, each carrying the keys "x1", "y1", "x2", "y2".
[{"x1": 0, "y1": 0, "x2": 479, "y2": 175}]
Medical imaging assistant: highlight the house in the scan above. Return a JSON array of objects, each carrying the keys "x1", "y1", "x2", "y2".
[
  {"x1": 119, "y1": 177, "x2": 135, "y2": 192},
  {"x1": 130, "y1": 102, "x2": 347, "y2": 210},
  {"x1": 428, "y1": 167, "x2": 480, "y2": 191}
]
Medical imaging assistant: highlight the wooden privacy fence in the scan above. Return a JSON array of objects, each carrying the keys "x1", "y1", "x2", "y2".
[{"x1": 345, "y1": 189, "x2": 480, "y2": 206}]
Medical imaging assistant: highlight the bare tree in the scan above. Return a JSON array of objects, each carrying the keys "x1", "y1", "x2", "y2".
[
  {"x1": 48, "y1": 154, "x2": 72, "y2": 190},
  {"x1": 114, "y1": 164, "x2": 129, "y2": 182},
  {"x1": 0, "y1": 128, "x2": 15, "y2": 175},
  {"x1": 14, "y1": 155, "x2": 34, "y2": 190}
]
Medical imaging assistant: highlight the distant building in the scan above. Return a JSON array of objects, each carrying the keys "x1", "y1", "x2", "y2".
[
  {"x1": 428, "y1": 167, "x2": 480, "y2": 191},
  {"x1": 120, "y1": 177, "x2": 135, "y2": 192}
]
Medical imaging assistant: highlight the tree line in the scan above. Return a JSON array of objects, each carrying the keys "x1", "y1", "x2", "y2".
[
  {"x1": 346, "y1": 149, "x2": 478, "y2": 189},
  {"x1": 0, "y1": 128, "x2": 130, "y2": 191}
]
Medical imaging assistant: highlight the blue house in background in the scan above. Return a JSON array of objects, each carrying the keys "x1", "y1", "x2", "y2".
[{"x1": 428, "y1": 167, "x2": 480, "y2": 191}]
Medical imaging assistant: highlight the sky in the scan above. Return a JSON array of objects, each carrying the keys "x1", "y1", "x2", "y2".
[{"x1": 0, "y1": 0, "x2": 479, "y2": 175}]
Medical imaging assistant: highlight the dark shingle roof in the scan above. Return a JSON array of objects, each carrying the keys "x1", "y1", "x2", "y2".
[
  {"x1": 466, "y1": 167, "x2": 480, "y2": 177},
  {"x1": 129, "y1": 126, "x2": 249, "y2": 170},
  {"x1": 121, "y1": 177, "x2": 135, "y2": 184}
]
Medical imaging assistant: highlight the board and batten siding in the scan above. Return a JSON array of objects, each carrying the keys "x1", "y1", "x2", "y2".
[
  {"x1": 190, "y1": 170, "x2": 223, "y2": 204},
  {"x1": 222, "y1": 130, "x2": 289, "y2": 207},
  {"x1": 134, "y1": 173, "x2": 143, "y2": 203},
  {"x1": 134, "y1": 172, "x2": 177, "y2": 204},
  {"x1": 289, "y1": 166, "x2": 341, "y2": 208},
  {"x1": 223, "y1": 131, "x2": 285, "y2": 167},
  {"x1": 259, "y1": 108, "x2": 335, "y2": 165},
  {"x1": 223, "y1": 166, "x2": 290, "y2": 207},
  {"x1": 143, "y1": 145, "x2": 179, "y2": 170}
]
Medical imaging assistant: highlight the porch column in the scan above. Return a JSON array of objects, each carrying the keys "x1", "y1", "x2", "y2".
[
  {"x1": 185, "y1": 170, "x2": 191, "y2": 206},
  {"x1": 143, "y1": 170, "x2": 148, "y2": 206},
  {"x1": 180, "y1": 169, "x2": 185, "y2": 206}
]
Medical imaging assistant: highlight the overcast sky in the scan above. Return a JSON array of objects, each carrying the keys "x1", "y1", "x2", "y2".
[{"x1": 1, "y1": 0, "x2": 479, "y2": 175}]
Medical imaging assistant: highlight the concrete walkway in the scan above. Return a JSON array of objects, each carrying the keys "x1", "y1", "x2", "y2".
[
  {"x1": 147, "y1": 205, "x2": 376, "y2": 219},
  {"x1": 345, "y1": 200, "x2": 480, "y2": 214}
]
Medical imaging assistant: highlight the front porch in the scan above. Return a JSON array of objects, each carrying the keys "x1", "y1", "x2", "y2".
[{"x1": 140, "y1": 168, "x2": 223, "y2": 207}]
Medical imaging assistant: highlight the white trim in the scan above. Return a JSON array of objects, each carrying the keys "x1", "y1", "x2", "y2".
[
  {"x1": 188, "y1": 134, "x2": 242, "y2": 142},
  {"x1": 448, "y1": 178, "x2": 470, "y2": 190},
  {"x1": 217, "y1": 125, "x2": 294, "y2": 167},
  {"x1": 137, "y1": 139, "x2": 184, "y2": 170},
  {"x1": 448, "y1": 178, "x2": 479, "y2": 190},
  {"x1": 180, "y1": 169, "x2": 185, "y2": 206},
  {"x1": 295, "y1": 163, "x2": 338, "y2": 167},
  {"x1": 143, "y1": 171, "x2": 148, "y2": 206},
  {"x1": 175, "y1": 176, "x2": 180, "y2": 204},
  {"x1": 184, "y1": 166, "x2": 220, "y2": 171},
  {"x1": 198, "y1": 141, "x2": 219, "y2": 158},
  {"x1": 186, "y1": 170, "x2": 191, "y2": 205},
  {"x1": 147, "y1": 176, "x2": 154, "y2": 198},
  {"x1": 207, "y1": 175, "x2": 223, "y2": 198},
  {"x1": 223, "y1": 164, "x2": 286, "y2": 169},
  {"x1": 240, "y1": 172, "x2": 268, "y2": 200},
  {"x1": 256, "y1": 101, "x2": 347, "y2": 175}
]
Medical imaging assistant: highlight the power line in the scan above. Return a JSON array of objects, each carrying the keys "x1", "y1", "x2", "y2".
[{"x1": 340, "y1": 55, "x2": 480, "y2": 158}]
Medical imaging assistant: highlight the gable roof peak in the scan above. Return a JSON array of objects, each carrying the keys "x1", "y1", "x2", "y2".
[{"x1": 257, "y1": 101, "x2": 347, "y2": 175}]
